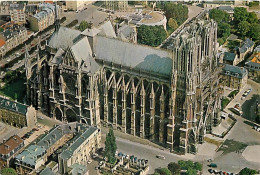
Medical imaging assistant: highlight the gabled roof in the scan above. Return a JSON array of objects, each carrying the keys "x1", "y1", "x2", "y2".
[
  {"x1": 0, "y1": 135, "x2": 23, "y2": 155},
  {"x1": 239, "y1": 38, "x2": 254, "y2": 53},
  {"x1": 98, "y1": 21, "x2": 117, "y2": 38},
  {"x1": 48, "y1": 26, "x2": 81, "y2": 49},
  {"x1": 70, "y1": 37, "x2": 99, "y2": 74},
  {"x1": 222, "y1": 64, "x2": 247, "y2": 79},
  {"x1": 94, "y1": 35, "x2": 172, "y2": 76},
  {"x1": 81, "y1": 27, "x2": 100, "y2": 37}
]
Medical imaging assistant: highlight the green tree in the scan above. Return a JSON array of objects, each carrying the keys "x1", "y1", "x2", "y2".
[
  {"x1": 78, "y1": 21, "x2": 90, "y2": 32},
  {"x1": 209, "y1": 9, "x2": 229, "y2": 23},
  {"x1": 218, "y1": 22, "x2": 231, "y2": 39},
  {"x1": 155, "y1": 168, "x2": 172, "y2": 175},
  {"x1": 194, "y1": 162, "x2": 202, "y2": 171},
  {"x1": 168, "y1": 18, "x2": 179, "y2": 31},
  {"x1": 233, "y1": 7, "x2": 249, "y2": 24},
  {"x1": 163, "y1": 2, "x2": 188, "y2": 25},
  {"x1": 137, "y1": 25, "x2": 167, "y2": 47},
  {"x1": 105, "y1": 127, "x2": 117, "y2": 164},
  {"x1": 239, "y1": 167, "x2": 258, "y2": 175},
  {"x1": 0, "y1": 168, "x2": 17, "y2": 175},
  {"x1": 248, "y1": 23, "x2": 260, "y2": 40},
  {"x1": 187, "y1": 168, "x2": 197, "y2": 175},
  {"x1": 248, "y1": 12, "x2": 258, "y2": 24},
  {"x1": 168, "y1": 162, "x2": 181, "y2": 175},
  {"x1": 238, "y1": 21, "x2": 250, "y2": 37}
]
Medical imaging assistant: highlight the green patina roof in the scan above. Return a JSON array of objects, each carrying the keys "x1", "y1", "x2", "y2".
[
  {"x1": 0, "y1": 96, "x2": 27, "y2": 115},
  {"x1": 223, "y1": 52, "x2": 236, "y2": 61}
]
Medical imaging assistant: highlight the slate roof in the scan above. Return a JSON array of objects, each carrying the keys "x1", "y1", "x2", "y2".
[
  {"x1": 81, "y1": 27, "x2": 100, "y2": 37},
  {"x1": 37, "y1": 123, "x2": 77, "y2": 150},
  {"x1": 71, "y1": 37, "x2": 100, "y2": 74},
  {"x1": 70, "y1": 163, "x2": 88, "y2": 175},
  {"x1": 0, "y1": 96, "x2": 27, "y2": 115},
  {"x1": 98, "y1": 21, "x2": 117, "y2": 38},
  {"x1": 117, "y1": 24, "x2": 135, "y2": 41},
  {"x1": 10, "y1": 3, "x2": 24, "y2": 10},
  {"x1": 48, "y1": 26, "x2": 81, "y2": 49},
  {"x1": 222, "y1": 64, "x2": 247, "y2": 79},
  {"x1": 51, "y1": 48, "x2": 64, "y2": 64},
  {"x1": 254, "y1": 45, "x2": 260, "y2": 53},
  {"x1": 39, "y1": 167, "x2": 56, "y2": 175},
  {"x1": 60, "y1": 125, "x2": 98, "y2": 160},
  {"x1": 223, "y1": 52, "x2": 236, "y2": 61},
  {"x1": 245, "y1": 61, "x2": 260, "y2": 71},
  {"x1": 239, "y1": 38, "x2": 254, "y2": 53},
  {"x1": 218, "y1": 6, "x2": 234, "y2": 12},
  {"x1": 0, "y1": 135, "x2": 23, "y2": 155},
  {"x1": 94, "y1": 36, "x2": 172, "y2": 76},
  {"x1": 15, "y1": 145, "x2": 46, "y2": 166}
]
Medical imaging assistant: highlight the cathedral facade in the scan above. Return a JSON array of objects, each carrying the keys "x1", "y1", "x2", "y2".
[{"x1": 26, "y1": 13, "x2": 222, "y2": 154}]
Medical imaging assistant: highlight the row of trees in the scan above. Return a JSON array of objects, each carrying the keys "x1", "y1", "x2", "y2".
[
  {"x1": 154, "y1": 160, "x2": 202, "y2": 175},
  {"x1": 209, "y1": 7, "x2": 260, "y2": 45}
]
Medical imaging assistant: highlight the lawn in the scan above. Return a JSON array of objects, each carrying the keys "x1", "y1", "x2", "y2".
[
  {"x1": 0, "y1": 75, "x2": 26, "y2": 103},
  {"x1": 221, "y1": 97, "x2": 230, "y2": 110}
]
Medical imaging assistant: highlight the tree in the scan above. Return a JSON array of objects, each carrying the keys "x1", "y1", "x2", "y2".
[
  {"x1": 137, "y1": 25, "x2": 167, "y2": 47},
  {"x1": 233, "y1": 7, "x2": 248, "y2": 24},
  {"x1": 163, "y1": 2, "x2": 188, "y2": 25},
  {"x1": 0, "y1": 168, "x2": 17, "y2": 175},
  {"x1": 248, "y1": 12, "x2": 258, "y2": 24},
  {"x1": 168, "y1": 162, "x2": 181, "y2": 175},
  {"x1": 238, "y1": 21, "x2": 250, "y2": 37},
  {"x1": 239, "y1": 167, "x2": 257, "y2": 175},
  {"x1": 78, "y1": 21, "x2": 90, "y2": 32},
  {"x1": 155, "y1": 168, "x2": 172, "y2": 175},
  {"x1": 105, "y1": 127, "x2": 117, "y2": 164},
  {"x1": 209, "y1": 9, "x2": 229, "y2": 23},
  {"x1": 248, "y1": 23, "x2": 260, "y2": 41},
  {"x1": 218, "y1": 22, "x2": 231, "y2": 39},
  {"x1": 194, "y1": 162, "x2": 202, "y2": 171},
  {"x1": 168, "y1": 18, "x2": 179, "y2": 31}
]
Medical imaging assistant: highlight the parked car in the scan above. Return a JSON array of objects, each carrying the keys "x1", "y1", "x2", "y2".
[
  {"x1": 207, "y1": 159, "x2": 213, "y2": 162},
  {"x1": 32, "y1": 128, "x2": 39, "y2": 131},
  {"x1": 145, "y1": 159, "x2": 148, "y2": 164},
  {"x1": 208, "y1": 163, "x2": 217, "y2": 168},
  {"x1": 208, "y1": 169, "x2": 213, "y2": 173},
  {"x1": 156, "y1": 155, "x2": 165, "y2": 160}
]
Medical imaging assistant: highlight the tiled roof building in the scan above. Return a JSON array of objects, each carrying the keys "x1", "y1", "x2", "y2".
[{"x1": 0, "y1": 135, "x2": 24, "y2": 169}]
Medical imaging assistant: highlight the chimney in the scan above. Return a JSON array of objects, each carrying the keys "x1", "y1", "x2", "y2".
[{"x1": 4, "y1": 144, "x2": 10, "y2": 150}]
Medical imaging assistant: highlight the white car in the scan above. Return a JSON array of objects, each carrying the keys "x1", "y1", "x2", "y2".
[{"x1": 87, "y1": 159, "x2": 92, "y2": 164}]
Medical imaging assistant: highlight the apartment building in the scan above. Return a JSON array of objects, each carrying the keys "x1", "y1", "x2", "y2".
[
  {"x1": 9, "y1": 3, "x2": 26, "y2": 24},
  {"x1": 0, "y1": 135, "x2": 24, "y2": 169}
]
